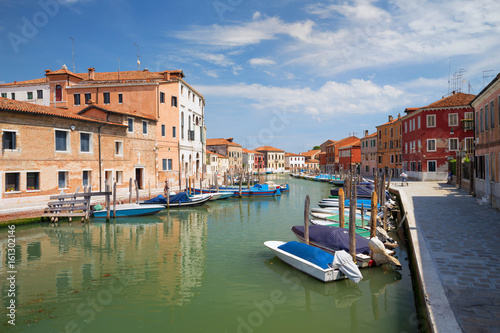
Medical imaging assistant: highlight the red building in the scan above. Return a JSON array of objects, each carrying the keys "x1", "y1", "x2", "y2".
[
  {"x1": 402, "y1": 92, "x2": 475, "y2": 180},
  {"x1": 253, "y1": 151, "x2": 265, "y2": 173},
  {"x1": 338, "y1": 144, "x2": 361, "y2": 173}
]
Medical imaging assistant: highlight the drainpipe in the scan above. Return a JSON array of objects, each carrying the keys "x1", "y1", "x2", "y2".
[{"x1": 98, "y1": 125, "x2": 103, "y2": 192}]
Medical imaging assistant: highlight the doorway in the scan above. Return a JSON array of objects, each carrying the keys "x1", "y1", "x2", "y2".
[{"x1": 135, "y1": 168, "x2": 144, "y2": 189}]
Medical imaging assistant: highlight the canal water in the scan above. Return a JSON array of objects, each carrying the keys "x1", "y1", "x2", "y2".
[{"x1": 1, "y1": 175, "x2": 418, "y2": 332}]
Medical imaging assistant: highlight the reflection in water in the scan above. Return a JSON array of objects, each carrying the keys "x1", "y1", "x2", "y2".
[{"x1": 0, "y1": 210, "x2": 208, "y2": 330}]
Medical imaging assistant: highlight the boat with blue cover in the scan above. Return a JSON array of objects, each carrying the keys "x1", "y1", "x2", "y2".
[
  {"x1": 209, "y1": 183, "x2": 281, "y2": 197},
  {"x1": 93, "y1": 203, "x2": 164, "y2": 218},
  {"x1": 141, "y1": 192, "x2": 211, "y2": 207},
  {"x1": 264, "y1": 241, "x2": 362, "y2": 283}
]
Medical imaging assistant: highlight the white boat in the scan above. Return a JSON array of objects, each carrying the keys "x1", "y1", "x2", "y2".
[
  {"x1": 208, "y1": 192, "x2": 234, "y2": 201},
  {"x1": 93, "y1": 203, "x2": 164, "y2": 218},
  {"x1": 264, "y1": 240, "x2": 362, "y2": 283}
]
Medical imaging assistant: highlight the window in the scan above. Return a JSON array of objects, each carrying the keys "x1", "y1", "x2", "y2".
[
  {"x1": 172, "y1": 126, "x2": 176, "y2": 138},
  {"x1": 2, "y1": 130, "x2": 16, "y2": 150},
  {"x1": 171, "y1": 96, "x2": 177, "y2": 107},
  {"x1": 448, "y1": 113, "x2": 458, "y2": 126},
  {"x1": 405, "y1": 142, "x2": 407, "y2": 154},
  {"x1": 85, "y1": 93, "x2": 91, "y2": 104},
  {"x1": 116, "y1": 171, "x2": 123, "y2": 184},
  {"x1": 427, "y1": 114, "x2": 436, "y2": 127},
  {"x1": 390, "y1": 154, "x2": 394, "y2": 164},
  {"x1": 58, "y1": 171, "x2": 68, "y2": 188},
  {"x1": 485, "y1": 105, "x2": 489, "y2": 130},
  {"x1": 118, "y1": 93, "x2": 123, "y2": 104},
  {"x1": 465, "y1": 137, "x2": 474, "y2": 154},
  {"x1": 378, "y1": 156, "x2": 382, "y2": 164},
  {"x1": 161, "y1": 124, "x2": 166, "y2": 137},
  {"x1": 480, "y1": 108, "x2": 484, "y2": 132},
  {"x1": 55, "y1": 85, "x2": 61, "y2": 101},
  {"x1": 427, "y1": 139, "x2": 436, "y2": 152},
  {"x1": 55, "y1": 130, "x2": 70, "y2": 152},
  {"x1": 418, "y1": 140, "x2": 421, "y2": 151},
  {"x1": 37, "y1": 90, "x2": 43, "y2": 99},
  {"x1": 82, "y1": 170, "x2": 91, "y2": 187},
  {"x1": 27, "y1": 91, "x2": 33, "y2": 100},
  {"x1": 142, "y1": 121, "x2": 148, "y2": 134},
  {"x1": 418, "y1": 116, "x2": 421, "y2": 129},
  {"x1": 127, "y1": 118, "x2": 134, "y2": 133},
  {"x1": 80, "y1": 132, "x2": 92, "y2": 153},
  {"x1": 103, "y1": 92, "x2": 110, "y2": 104},
  {"x1": 390, "y1": 128, "x2": 393, "y2": 138},
  {"x1": 160, "y1": 92, "x2": 165, "y2": 103},
  {"x1": 11, "y1": 92, "x2": 15, "y2": 100},
  {"x1": 491, "y1": 101, "x2": 495, "y2": 128},
  {"x1": 74, "y1": 93, "x2": 81, "y2": 106},
  {"x1": 115, "y1": 141, "x2": 123, "y2": 156},
  {"x1": 5, "y1": 173, "x2": 20, "y2": 192},
  {"x1": 181, "y1": 112, "x2": 184, "y2": 139},
  {"x1": 26, "y1": 172, "x2": 40, "y2": 191},
  {"x1": 1, "y1": 93, "x2": 6, "y2": 98},
  {"x1": 428, "y1": 161, "x2": 437, "y2": 172},
  {"x1": 449, "y1": 138, "x2": 458, "y2": 151},
  {"x1": 476, "y1": 111, "x2": 479, "y2": 134}
]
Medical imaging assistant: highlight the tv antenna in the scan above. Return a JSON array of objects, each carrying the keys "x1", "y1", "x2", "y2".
[
  {"x1": 483, "y1": 70, "x2": 494, "y2": 87},
  {"x1": 133, "y1": 43, "x2": 140, "y2": 70},
  {"x1": 69, "y1": 36, "x2": 75, "y2": 72}
]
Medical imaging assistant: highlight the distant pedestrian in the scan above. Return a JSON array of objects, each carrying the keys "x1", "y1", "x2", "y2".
[
  {"x1": 447, "y1": 170, "x2": 452, "y2": 184},
  {"x1": 400, "y1": 172, "x2": 408, "y2": 186}
]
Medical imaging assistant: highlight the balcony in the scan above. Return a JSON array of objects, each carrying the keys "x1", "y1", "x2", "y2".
[{"x1": 461, "y1": 119, "x2": 474, "y2": 131}]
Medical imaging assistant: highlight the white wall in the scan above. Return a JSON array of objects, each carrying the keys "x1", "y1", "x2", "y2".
[{"x1": 0, "y1": 84, "x2": 50, "y2": 106}]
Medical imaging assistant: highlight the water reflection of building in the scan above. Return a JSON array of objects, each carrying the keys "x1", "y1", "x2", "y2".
[{"x1": 0, "y1": 212, "x2": 207, "y2": 308}]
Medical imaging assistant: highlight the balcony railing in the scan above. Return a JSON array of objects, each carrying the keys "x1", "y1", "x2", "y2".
[{"x1": 461, "y1": 119, "x2": 474, "y2": 130}]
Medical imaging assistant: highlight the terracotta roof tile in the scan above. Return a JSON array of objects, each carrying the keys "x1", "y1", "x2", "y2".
[
  {"x1": 326, "y1": 136, "x2": 359, "y2": 147},
  {"x1": 0, "y1": 97, "x2": 121, "y2": 126},
  {"x1": 300, "y1": 149, "x2": 321, "y2": 157},
  {"x1": 78, "y1": 103, "x2": 156, "y2": 121},
  {"x1": 306, "y1": 159, "x2": 319, "y2": 163},
  {"x1": 255, "y1": 146, "x2": 284, "y2": 152},
  {"x1": 423, "y1": 92, "x2": 476, "y2": 109},
  {"x1": 206, "y1": 138, "x2": 242, "y2": 147},
  {"x1": 285, "y1": 152, "x2": 303, "y2": 157},
  {"x1": 362, "y1": 132, "x2": 377, "y2": 139},
  {"x1": 0, "y1": 77, "x2": 47, "y2": 87},
  {"x1": 46, "y1": 68, "x2": 84, "y2": 79}
]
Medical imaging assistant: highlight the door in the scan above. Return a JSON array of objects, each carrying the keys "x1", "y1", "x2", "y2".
[
  {"x1": 485, "y1": 154, "x2": 490, "y2": 198},
  {"x1": 135, "y1": 168, "x2": 143, "y2": 190}
]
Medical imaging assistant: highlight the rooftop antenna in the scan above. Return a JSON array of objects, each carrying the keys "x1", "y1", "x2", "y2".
[
  {"x1": 133, "y1": 42, "x2": 140, "y2": 70},
  {"x1": 69, "y1": 36, "x2": 75, "y2": 72},
  {"x1": 483, "y1": 70, "x2": 494, "y2": 87}
]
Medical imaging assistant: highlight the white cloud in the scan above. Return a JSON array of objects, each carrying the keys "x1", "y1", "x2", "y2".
[
  {"x1": 198, "y1": 79, "x2": 408, "y2": 116},
  {"x1": 249, "y1": 58, "x2": 276, "y2": 66},
  {"x1": 203, "y1": 70, "x2": 219, "y2": 78},
  {"x1": 196, "y1": 52, "x2": 234, "y2": 67}
]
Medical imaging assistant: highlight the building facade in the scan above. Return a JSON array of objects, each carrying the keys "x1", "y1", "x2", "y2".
[
  {"x1": 377, "y1": 115, "x2": 403, "y2": 178},
  {"x1": 360, "y1": 131, "x2": 377, "y2": 177},
  {"x1": 402, "y1": 93, "x2": 475, "y2": 181},
  {"x1": 206, "y1": 138, "x2": 242, "y2": 170},
  {"x1": 242, "y1": 149, "x2": 255, "y2": 173},
  {"x1": 255, "y1": 146, "x2": 285, "y2": 173},
  {"x1": 285, "y1": 153, "x2": 305, "y2": 171},
  {"x1": 338, "y1": 144, "x2": 361, "y2": 174},
  {"x1": 0, "y1": 98, "x2": 156, "y2": 204},
  {"x1": 471, "y1": 73, "x2": 500, "y2": 209},
  {"x1": 325, "y1": 136, "x2": 360, "y2": 173}
]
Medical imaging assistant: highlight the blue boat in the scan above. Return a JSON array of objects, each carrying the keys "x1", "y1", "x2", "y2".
[
  {"x1": 93, "y1": 203, "x2": 164, "y2": 218},
  {"x1": 214, "y1": 183, "x2": 281, "y2": 197},
  {"x1": 142, "y1": 192, "x2": 211, "y2": 207}
]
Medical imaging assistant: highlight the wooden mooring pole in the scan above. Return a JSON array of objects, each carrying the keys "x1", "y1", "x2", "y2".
[
  {"x1": 304, "y1": 195, "x2": 310, "y2": 245},
  {"x1": 338, "y1": 188, "x2": 345, "y2": 229},
  {"x1": 370, "y1": 191, "x2": 378, "y2": 238}
]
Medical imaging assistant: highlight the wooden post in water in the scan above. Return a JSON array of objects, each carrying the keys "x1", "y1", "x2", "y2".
[
  {"x1": 135, "y1": 179, "x2": 139, "y2": 204},
  {"x1": 338, "y1": 188, "x2": 345, "y2": 228},
  {"x1": 200, "y1": 178, "x2": 203, "y2": 194},
  {"x1": 113, "y1": 182, "x2": 117, "y2": 218},
  {"x1": 129, "y1": 178, "x2": 132, "y2": 203},
  {"x1": 387, "y1": 169, "x2": 393, "y2": 190},
  {"x1": 239, "y1": 174, "x2": 242, "y2": 198},
  {"x1": 361, "y1": 203, "x2": 364, "y2": 228},
  {"x1": 224, "y1": 172, "x2": 227, "y2": 188},
  {"x1": 105, "y1": 182, "x2": 111, "y2": 222},
  {"x1": 349, "y1": 179, "x2": 357, "y2": 261},
  {"x1": 304, "y1": 195, "x2": 310, "y2": 245},
  {"x1": 166, "y1": 179, "x2": 170, "y2": 209},
  {"x1": 247, "y1": 172, "x2": 250, "y2": 190},
  {"x1": 370, "y1": 191, "x2": 377, "y2": 238}
]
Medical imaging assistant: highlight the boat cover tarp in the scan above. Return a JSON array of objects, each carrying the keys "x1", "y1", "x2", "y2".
[
  {"x1": 331, "y1": 183, "x2": 390, "y2": 200},
  {"x1": 144, "y1": 192, "x2": 190, "y2": 204},
  {"x1": 278, "y1": 241, "x2": 334, "y2": 269},
  {"x1": 292, "y1": 225, "x2": 370, "y2": 255},
  {"x1": 332, "y1": 250, "x2": 363, "y2": 283}
]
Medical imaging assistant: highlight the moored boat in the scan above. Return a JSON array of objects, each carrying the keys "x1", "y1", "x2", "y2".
[{"x1": 93, "y1": 203, "x2": 164, "y2": 218}]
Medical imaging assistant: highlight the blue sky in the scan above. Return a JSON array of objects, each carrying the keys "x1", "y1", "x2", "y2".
[{"x1": 1, "y1": 0, "x2": 500, "y2": 153}]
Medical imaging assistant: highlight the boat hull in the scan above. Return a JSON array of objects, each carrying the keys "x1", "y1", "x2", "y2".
[{"x1": 93, "y1": 204, "x2": 164, "y2": 217}]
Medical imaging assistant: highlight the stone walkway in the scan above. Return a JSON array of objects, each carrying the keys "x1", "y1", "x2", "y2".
[{"x1": 397, "y1": 181, "x2": 500, "y2": 333}]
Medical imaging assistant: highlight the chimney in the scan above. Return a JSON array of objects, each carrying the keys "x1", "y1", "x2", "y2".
[
  {"x1": 88, "y1": 67, "x2": 95, "y2": 81},
  {"x1": 388, "y1": 115, "x2": 393, "y2": 122},
  {"x1": 163, "y1": 71, "x2": 171, "y2": 81},
  {"x1": 227, "y1": 138, "x2": 233, "y2": 142},
  {"x1": 398, "y1": 113, "x2": 401, "y2": 119},
  {"x1": 364, "y1": 130, "x2": 369, "y2": 137}
]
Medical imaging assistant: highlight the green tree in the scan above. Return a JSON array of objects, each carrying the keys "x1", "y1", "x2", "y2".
[{"x1": 313, "y1": 146, "x2": 321, "y2": 150}]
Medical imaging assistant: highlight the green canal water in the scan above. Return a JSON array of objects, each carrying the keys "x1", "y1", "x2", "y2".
[{"x1": 1, "y1": 175, "x2": 419, "y2": 332}]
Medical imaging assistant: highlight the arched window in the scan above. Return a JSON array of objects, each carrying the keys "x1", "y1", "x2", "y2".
[{"x1": 55, "y1": 85, "x2": 62, "y2": 102}]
